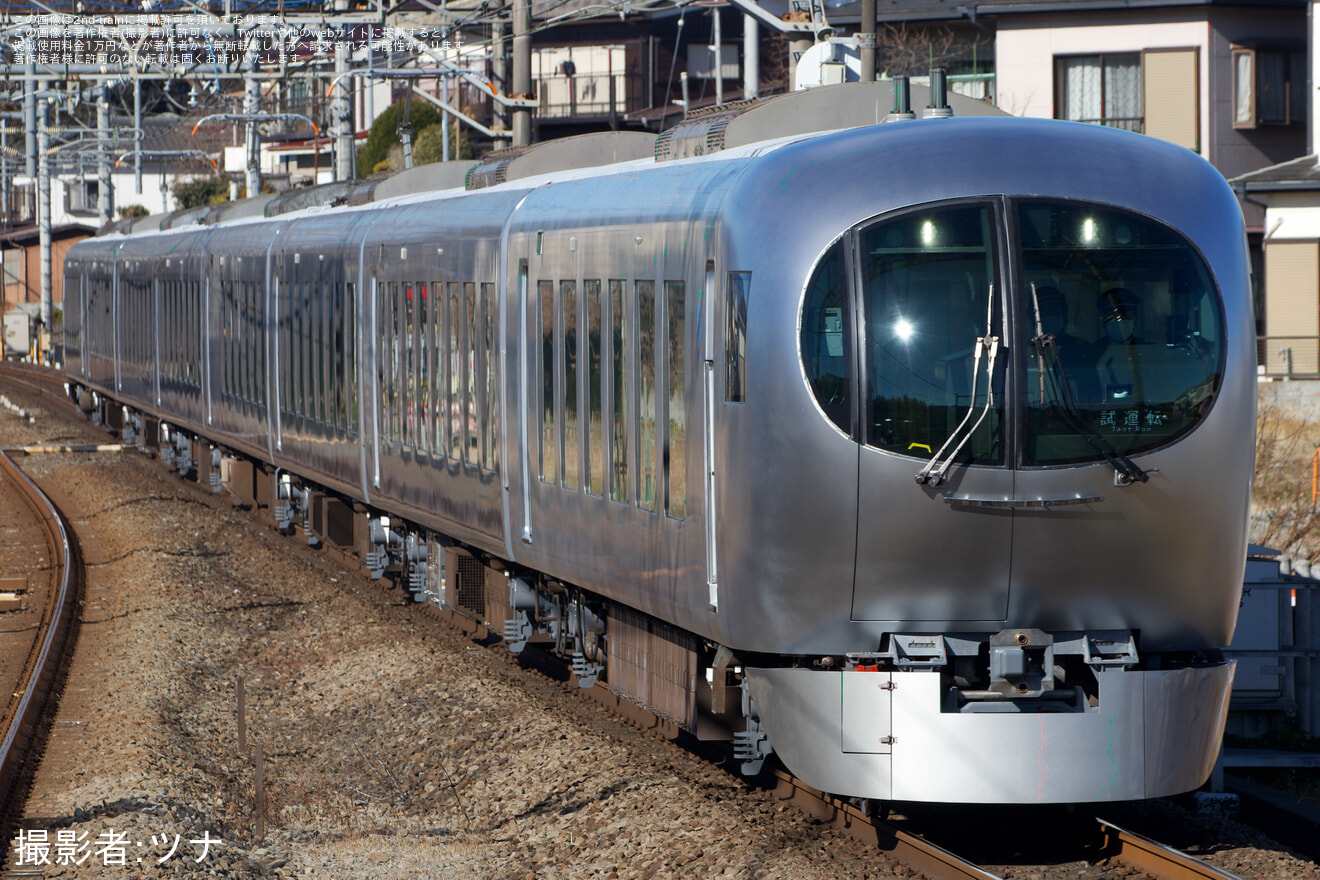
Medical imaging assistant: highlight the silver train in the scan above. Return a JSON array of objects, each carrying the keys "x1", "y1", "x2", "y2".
[{"x1": 63, "y1": 99, "x2": 1253, "y2": 805}]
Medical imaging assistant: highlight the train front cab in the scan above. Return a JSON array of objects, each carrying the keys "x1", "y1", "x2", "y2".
[{"x1": 747, "y1": 196, "x2": 1247, "y2": 803}]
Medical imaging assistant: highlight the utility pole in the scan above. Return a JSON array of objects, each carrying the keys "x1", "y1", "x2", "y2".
[
  {"x1": 244, "y1": 49, "x2": 261, "y2": 196},
  {"x1": 712, "y1": 7, "x2": 723, "y2": 106},
  {"x1": 134, "y1": 74, "x2": 143, "y2": 195},
  {"x1": 492, "y1": 15, "x2": 509, "y2": 150},
  {"x1": 37, "y1": 99, "x2": 51, "y2": 343},
  {"x1": 24, "y1": 40, "x2": 36, "y2": 180},
  {"x1": 335, "y1": 40, "x2": 354, "y2": 181},
  {"x1": 743, "y1": 16, "x2": 759, "y2": 100},
  {"x1": 98, "y1": 84, "x2": 113, "y2": 224},
  {"x1": 859, "y1": 0, "x2": 876, "y2": 82},
  {"x1": 442, "y1": 74, "x2": 451, "y2": 162},
  {"x1": 512, "y1": 0, "x2": 532, "y2": 146}
]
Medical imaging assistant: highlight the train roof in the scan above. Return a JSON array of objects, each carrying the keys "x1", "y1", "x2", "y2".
[{"x1": 86, "y1": 82, "x2": 1007, "y2": 243}]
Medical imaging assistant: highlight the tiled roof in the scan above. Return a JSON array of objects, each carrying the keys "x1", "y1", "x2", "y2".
[
  {"x1": 1231, "y1": 155, "x2": 1320, "y2": 192},
  {"x1": 810, "y1": 0, "x2": 1306, "y2": 22}
]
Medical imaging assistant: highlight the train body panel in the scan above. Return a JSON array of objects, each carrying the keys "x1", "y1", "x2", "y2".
[
  {"x1": 267, "y1": 210, "x2": 376, "y2": 509},
  {"x1": 358, "y1": 191, "x2": 525, "y2": 554},
  {"x1": 204, "y1": 221, "x2": 284, "y2": 456},
  {"x1": 502, "y1": 159, "x2": 743, "y2": 642},
  {"x1": 62, "y1": 114, "x2": 1253, "y2": 804},
  {"x1": 745, "y1": 661, "x2": 1234, "y2": 802}
]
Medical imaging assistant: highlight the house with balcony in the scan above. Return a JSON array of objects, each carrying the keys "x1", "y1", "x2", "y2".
[{"x1": 1230, "y1": 1, "x2": 1320, "y2": 378}]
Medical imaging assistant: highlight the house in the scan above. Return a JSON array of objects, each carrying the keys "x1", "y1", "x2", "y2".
[
  {"x1": 1230, "y1": 2, "x2": 1320, "y2": 377},
  {"x1": 1, "y1": 223, "x2": 97, "y2": 318}
]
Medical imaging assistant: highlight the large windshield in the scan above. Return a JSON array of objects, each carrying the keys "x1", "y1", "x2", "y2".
[
  {"x1": 1019, "y1": 201, "x2": 1223, "y2": 465},
  {"x1": 860, "y1": 204, "x2": 1002, "y2": 465},
  {"x1": 799, "y1": 199, "x2": 1224, "y2": 468}
]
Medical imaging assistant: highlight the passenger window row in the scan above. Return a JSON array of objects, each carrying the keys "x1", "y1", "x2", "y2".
[
  {"x1": 378, "y1": 279, "x2": 498, "y2": 472},
  {"x1": 161, "y1": 279, "x2": 202, "y2": 390},
  {"x1": 538, "y1": 276, "x2": 685, "y2": 521},
  {"x1": 279, "y1": 281, "x2": 357, "y2": 436},
  {"x1": 117, "y1": 277, "x2": 149, "y2": 377},
  {"x1": 220, "y1": 280, "x2": 266, "y2": 408}
]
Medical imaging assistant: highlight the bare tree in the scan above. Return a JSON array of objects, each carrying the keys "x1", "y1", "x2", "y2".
[
  {"x1": 877, "y1": 22, "x2": 989, "y2": 78},
  {"x1": 1252, "y1": 399, "x2": 1320, "y2": 561}
]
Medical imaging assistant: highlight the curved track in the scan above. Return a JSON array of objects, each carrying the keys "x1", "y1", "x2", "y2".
[{"x1": 0, "y1": 446, "x2": 81, "y2": 840}]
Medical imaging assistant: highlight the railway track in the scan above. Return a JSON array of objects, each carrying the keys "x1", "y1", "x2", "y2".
[{"x1": 0, "y1": 446, "x2": 81, "y2": 842}]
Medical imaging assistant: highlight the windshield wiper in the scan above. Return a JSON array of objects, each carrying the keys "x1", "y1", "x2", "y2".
[
  {"x1": 916, "y1": 286, "x2": 999, "y2": 487},
  {"x1": 1029, "y1": 283, "x2": 1148, "y2": 485}
]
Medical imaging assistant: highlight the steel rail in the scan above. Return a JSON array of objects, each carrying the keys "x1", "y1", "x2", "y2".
[
  {"x1": 1098, "y1": 818, "x2": 1246, "y2": 880},
  {"x1": 0, "y1": 449, "x2": 78, "y2": 831},
  {"x1": 767, "y1": 769, "x2": 1003, "y2": 880}
]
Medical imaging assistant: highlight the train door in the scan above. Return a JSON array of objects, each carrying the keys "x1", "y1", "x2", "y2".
[{"x1": 848, "y1": 201, "x2": 1014, "y2": 622}]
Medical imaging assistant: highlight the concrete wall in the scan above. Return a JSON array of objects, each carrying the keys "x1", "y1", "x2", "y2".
[{"x1": 1259, "y1": 377, "x2": 1320, "y2": 423}]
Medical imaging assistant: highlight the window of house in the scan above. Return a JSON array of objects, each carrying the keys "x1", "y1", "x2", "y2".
[
  {"x1": 1234, "y1": 45, "x2": 1306, "y2": 128},
  {"x1": 1055, "y1": 53, "x2": 1142, "y2": 132}
]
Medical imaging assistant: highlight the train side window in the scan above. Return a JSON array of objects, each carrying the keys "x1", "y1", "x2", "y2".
[
  {"x1": 334, "y1": 281, "x2": 341, "y2": 429},
  {"x1": 470, "y1": 281, "x2": 480, "y2": 466},
  {"x1": 250, "y1": 280, "x2": 258, "y2": 406},
  {"x1": 240, "y1": 280, "x2": 249, "y2": 405},
  {"x1": 801, "y1": 240, "x2": 852, "y2": 435},
  {"x1": 280, "y1": 280, "x2": 291, "y2": 417},
  {"x1": 727, "y1": 272, "x2": 750, "y2": 403},
  {"x1": 192, "y1": 279, "x2": 198, "y2": 389},
  {"x1": 247, "y1": 281, "x2": 253, "y2": 406},
  {"x1": 307, "y1": 281, "x2": 317, "y2": 422},
  {"x1": 609, "y1": 279, "x2": 629, "y2": 503},
  {"x1": 254, "y1": 280, "x2": 261, "y2": 407},
  {"x1": 245, "y1": 281, "x2": 254, "y2": 406},
  {"x1": 253, "y1": 281, "x2": 261, "y2": 408},
  {"x1": 539, "y1": 280, "x2": 557, "y2": 483},
  {"x1": 637, "y1": 279, "x2": 657, "y2": 512},
  {"x1": 562, "y1": 280, "x2": 579, "y2": 490},
  {"x1": 377, "y1": 281, "x2": 387, "y2": 440},
  {"x1": 666, "y1": 280, "x2": 686, "y2": 520},
  {"x1": 302, "y1": 281, "x2": 313, "y2": 422},
  {"x1": 225, "y1": 280, "x2": 235, "y2": 401},
  {"x1": 347, "y1": 281, "x2": 358, "y2": 434},
  {"x1": 398, "y1": 282, "x2": 407, "y2": 441},
  {"x1": 234, "y1": 280, "x2": 243, "y2": 404},
  {"x1": 291, "y1": 281, "x2": 301, "y2": 419},
  {"x1": 312, "y1": 278, "x2": 323, "y2": 422},
  {"x1": 449, "y1": 282, "x2": 462, "y2": 460},
  {"x1": 464, "y1": 281, "x2": 477, "y2": 465},
  {"x1": 433, "y1": 280, "x2": 447, "y2": 456},
  {"x1": 312, "y1": 281, "x2": 322, "y2": 423},
  {"x1": 585, "y1": 280, "x2": 603, "y2": 496},
  {"x1": 482, "y1": 282, "x2": 498, "y2": 472},
  {"x1": 260, "y1": 281, "x2": 267, "y2": 409},
  {"x1": 390, "y1": 281, "x2": 402, "y2": 443},
  {"x1": 329, "y1": 281, "x2": 339, "y2": 429},
  {"x1": 405, "y1": 282, "x2": 416, "y2": 445},
  {"x1": 417, "y1": 282, "x2": 429, "y2": 451},
  {"x1": 242, "y1": 280, "x2": 248, "y2": 405}
]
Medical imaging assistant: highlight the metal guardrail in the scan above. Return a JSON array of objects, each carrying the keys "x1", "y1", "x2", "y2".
[
  {"x1": 1257, "y1": 335, "x2": 1320, "y2": 379},
  {"x1": 537, "y1": 73, "x2": 639, "y2": 119}
]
